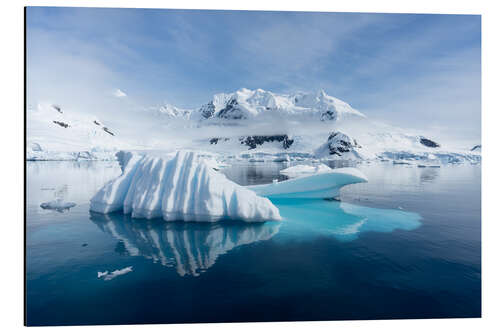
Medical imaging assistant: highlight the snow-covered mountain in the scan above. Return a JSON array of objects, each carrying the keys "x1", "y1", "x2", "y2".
[
  {"x1": 155, "y1": 104, "x2": 195, "y2": 119},
  {"x1": 27, "y1": 103, "x2": 131, "y2": 160},
  {"x1": 26, "y1": 88, "x2": 481, "y2": 164},
  {"x1": 198, "y1": 88, "x2": 365, "y2": 122},
  {"x1": 146, "y1": 88, "x2": 365, "y2": 124}
]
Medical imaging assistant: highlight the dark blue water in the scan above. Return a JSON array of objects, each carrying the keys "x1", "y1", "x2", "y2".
[{"x1": 25, "y1": 161, "x2": 481, "y2": 326}]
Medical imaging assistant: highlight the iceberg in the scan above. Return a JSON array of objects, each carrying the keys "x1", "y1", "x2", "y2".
[
  {"x1": 90, "y1": 151, "x2": 281, "y2": 222},
  {"x1": 40, "y1": 199, "x2": 76, "y2": 212},
  {"x1": 279, "y1": 163, "x2": 333, "y2": 177},
  {"x1": 248, "y1": 167, "x2": 368, "y2": 199}
]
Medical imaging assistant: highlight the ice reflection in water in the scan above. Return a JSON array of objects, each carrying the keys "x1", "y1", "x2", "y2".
[
  {"x1": 90, "y1": 197, "x2": 421, "y2": 276},
  {"x1": 90, "y1": 213, "x2": 281, "y2": 277}
]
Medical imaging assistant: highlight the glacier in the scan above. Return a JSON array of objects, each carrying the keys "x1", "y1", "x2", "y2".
[{"x1": 90, "y1": 151, "x2": 282, "y2": 222}]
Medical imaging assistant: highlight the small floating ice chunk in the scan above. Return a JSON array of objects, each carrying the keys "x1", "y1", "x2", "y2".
[
  {"x1": 90, "y1": 151, "x2": 281, "y2": 222},
  {"x1": 98, "y1": 266, "x2": 133, "y2": 281},
  {"x1": 40, "y1": 199, "x2": 76, "y2": 212}
]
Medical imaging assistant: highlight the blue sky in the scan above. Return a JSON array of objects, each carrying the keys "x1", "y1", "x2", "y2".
[{"x1": 26, "y1": 7, "x2": 481, "y2": 141}]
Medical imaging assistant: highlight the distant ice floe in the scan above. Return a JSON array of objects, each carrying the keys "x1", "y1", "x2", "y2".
[
  {"x1": 314, "y1": 131, "x2": 363, "y2": 159},
  {"x1": 379, "y1": 150, "x2": 481, "y2": 165},
  {"x1": 40, "y1": 198, "x2": 76, "y2": 212},
  {"x1": 279, "y1": 164, "x2": 333, "y2": 177},
  {"x1": 27, "y1": 149, "x2": 118, "y2": 161},
  {"x1": 27, "y1": 141, "x2": 118, "y2": 161},
  {"x1": 97, "y1": 266, "x2": 133, "y2": 281},
  {"x1": 90, "y1": 151, "x2": 282, "y2": 222}
]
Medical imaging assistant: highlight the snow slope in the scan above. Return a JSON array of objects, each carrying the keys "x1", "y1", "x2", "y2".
[
  {"x1": 27, "y1": 103, "x2": 132, "y2": 160},
  {"x1": 90, "y1": 151, "x2": 282, "y2": 222}
]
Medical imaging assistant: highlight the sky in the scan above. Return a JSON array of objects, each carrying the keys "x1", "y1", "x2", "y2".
[{"x1": 26, "y1": 7, "x2": 481, "y2": 142}]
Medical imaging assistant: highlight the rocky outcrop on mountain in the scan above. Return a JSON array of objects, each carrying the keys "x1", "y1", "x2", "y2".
[
  {"x1": 209, "y1": 137, "x2": 230, "y2": 145},
  {"x1": 217, "y1": 98, "x2": 247, "y2": 120},
  {"x1": 53, "y1": 120, "x2": 69, "y2": 128},
  {"x1": 52, "y1": 104, "x2": 63, "y2": 114},
  {"x1": 471, "y1": 144, "x2": 481, "y2": 152},
  {"x1": 103, "y1": 127, "x2": 114, "y2": 136},
  {"x1": 419, "y1": 137, "x2": 440, "y2": 148},
  {"x1": 314, "y1": 131, "x2": 362, "y2": 159},
  {"x1": 200, "y1": 101, "x2": 216, "y2": 119},
  {"x1": 325, "y1": 132, "x2": 361, "y2": 156},
  {"x1": 240, "y1": 135, "x2": 294, "y2": 150}
]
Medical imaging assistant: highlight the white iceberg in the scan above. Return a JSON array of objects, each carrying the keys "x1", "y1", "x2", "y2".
[
  {"x1": 279, "y1": 164, "x2": 333, "y2": 177},
  {"x1": 90, "y1": 151, "x2": 282, "y2": 222},
  {"x1": 248, "y1": 167, "x2": 368, "y2": 199},
  {"x1": 40, "y1": 198, "x2": 76, "y2": 212}
]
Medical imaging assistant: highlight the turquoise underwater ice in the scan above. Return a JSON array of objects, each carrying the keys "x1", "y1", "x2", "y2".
[{"x1": 272, "y1": 198, "x2": 421, "y2": 242}]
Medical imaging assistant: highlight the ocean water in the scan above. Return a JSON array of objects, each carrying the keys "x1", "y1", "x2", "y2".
[{"x1": 25, "y1": 160, "x2": 481, "y2": 326}]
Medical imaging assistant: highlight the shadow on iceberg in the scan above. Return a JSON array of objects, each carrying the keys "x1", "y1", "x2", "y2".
[
  {"x1": 272, "y1": 198, "x2": 422, "y2": 242},
  {"x1": 90, "y1": 212, "x2": 280, "y2": 277}
]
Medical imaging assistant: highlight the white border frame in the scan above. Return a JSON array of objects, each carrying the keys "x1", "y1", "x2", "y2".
[{"x1": 3, "y1": 1, "x2": 498, "y2": 332}]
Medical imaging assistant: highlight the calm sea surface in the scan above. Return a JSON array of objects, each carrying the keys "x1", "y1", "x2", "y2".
[{"x1": 25, "y1": 160, "x2": 481, "y2": 325}]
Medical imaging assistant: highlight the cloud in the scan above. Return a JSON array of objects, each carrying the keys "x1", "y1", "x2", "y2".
[
  {"x1": 26, "y1": 8, "x2": 481, "y2": 143},
  {"x1": 113, "y1": 89, "x2": 127, "y2": 98}
]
